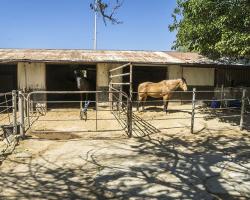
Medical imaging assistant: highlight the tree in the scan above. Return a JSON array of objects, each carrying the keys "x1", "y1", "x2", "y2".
[
  {"x1": 169, "y1": 0, "x2": 250, "y2": 59},
  {"x1": 90, "y1": 0, "x2": 123, "y2": 25}
]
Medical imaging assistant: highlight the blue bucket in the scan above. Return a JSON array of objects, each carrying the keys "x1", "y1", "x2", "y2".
[
  {"x1": 228, "y1": 100, "x2": 241, "y2": 108},
  {"x1": 211, "y1": 100, "x2": 220, "y2": 108}
]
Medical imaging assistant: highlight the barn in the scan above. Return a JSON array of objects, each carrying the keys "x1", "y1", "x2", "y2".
[{"x1": 0, "y1": 49, "x2": 249, "y2": 101}]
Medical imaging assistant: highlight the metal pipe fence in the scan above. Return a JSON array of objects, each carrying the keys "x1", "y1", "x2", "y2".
[
  {"x1": 1, "y1": 87, "x2": 248, "y2": 140},
  {"x1": 0, "y1": 93, "x2": 13, "y2": 125},
  {"x1": 0, "y1": 91, "x2": 17, "y2": 144},
  {"x1": 25, "y1": 90, "x2": 132, "y2": 137},
  {"x1": 109, "y1": 63, "x2": 133, "y2": 101},
  {"x1": 131, "y1": 88, "x2": 248, "y2": 133}
]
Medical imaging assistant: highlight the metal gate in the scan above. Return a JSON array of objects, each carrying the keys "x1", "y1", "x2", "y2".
[
  {"x1": 22, "y1": 90, "x2": 132, "y2": 137},
  {"x1": 109, "y1": 63, "x2": 133, "y2": 137}
]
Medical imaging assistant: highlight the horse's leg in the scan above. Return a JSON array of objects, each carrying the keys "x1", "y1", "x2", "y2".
[
  {"x1": 137, "y1": 95, "x2": 140, "y2": 111},
  {"x1": 80, "y1": 93, "x2": 83, "y2": 120},
  {"x1": 85, "y1": 93, "x2": 88, "y2": 102},
  {"x1": 137, "y1": 95, "x2": 143, "y2": 112},
  {"x1": 84, "y1": 93, "x2": 88, "y2": 120},
  {"x1": 163, "y1": 95, "x2": 169, "y2": 113},
  {"x1": 142, "y1": 96, "x2": 147, "y2": 111},
  {"x1": 80, "y1": 93, "x2": 83, "y2": 109}
]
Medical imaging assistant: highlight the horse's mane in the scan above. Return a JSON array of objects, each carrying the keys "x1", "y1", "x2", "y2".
[
  {"x1": 181, "y1": 77, "x2": 187, "y2": 84},
  {"x1": 166, "y1": 78, "x2": 187, "y2": 83}
]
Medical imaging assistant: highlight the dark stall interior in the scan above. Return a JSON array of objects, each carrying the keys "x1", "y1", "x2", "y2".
[
  {"x1": 216, "y1": 67, "x2": 250, "y2": 87},
  {"x1": 46, "y1": 64, "x2": 96, "y2": 107},
  {"x1": 0, "y1": 64, "x2": 17, "y2": 113},
  {"x1": 123, "y1": 66, "x2": 167, "y2": 101},
  {"x1": 0, "y1": 64, "x2": 17, "y2": 93}
]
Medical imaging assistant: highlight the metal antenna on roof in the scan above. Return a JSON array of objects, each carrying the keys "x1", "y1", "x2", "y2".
[{"x1": 93, "y1": 0, "x2": 97, "y2": 50}]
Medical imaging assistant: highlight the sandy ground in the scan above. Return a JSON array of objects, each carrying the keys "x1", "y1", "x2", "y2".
[{"x1": 0, "y1": 104, "x2": 249, "y2": 200}]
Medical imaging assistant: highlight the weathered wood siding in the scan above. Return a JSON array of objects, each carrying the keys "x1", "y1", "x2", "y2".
[
  {"x1": 18, "y1": 62, "x2": 46, "y2": 91},
  {"x1": 168, "y1": 65, "x2": 215, "y2": 86},
  {"x1": 183, "y1": 67, "x2": 215, "y2": 86},
  {"x1": 96, "y1": 63, "x2": 122, "y2": 101}
]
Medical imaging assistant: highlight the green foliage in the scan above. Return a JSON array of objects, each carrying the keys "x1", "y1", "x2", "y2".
[{"x1": 169, "y1": 0, "x2": 250, "y2": 59}]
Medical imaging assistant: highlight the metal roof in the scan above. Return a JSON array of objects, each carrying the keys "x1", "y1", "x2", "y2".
[{"x1": 0, "y1": 48, "x2": 248, "y2": 66}]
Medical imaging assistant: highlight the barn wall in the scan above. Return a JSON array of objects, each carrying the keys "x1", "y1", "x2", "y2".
[
  {"x1": 96, "y1": 63, "x2": 109, "y2": 89},
  {"x1": 18, "y1": 62, "x2": 46, "y2": 91},
  {"x1": 96, "y1": 63, "x2": 122, "y2": 101},
  {"x1": 168, "y1": 65, "x2": 215, "y2": 86},
  {"x1": 168, "y1": 65, "x2": 182, "y2": 79},
  {"x1": 183, "y1": 67, "x2": 215, "y2": 86}
]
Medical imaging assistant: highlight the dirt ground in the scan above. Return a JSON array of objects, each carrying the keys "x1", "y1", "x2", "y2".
[{"x1": 0, "y1": 104, "x2": 249, "y2": 200}]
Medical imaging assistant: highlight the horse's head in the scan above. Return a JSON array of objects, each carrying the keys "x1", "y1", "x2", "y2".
[
  {"x1": 74, "y1": 69, "x2": 87, "y2": 78},
  {"x1": 179, "y1": 77, "x2": 188, "y2": 91},
  {"x1": 74, "y1": 69, "x2": 80, "y2": 78}
]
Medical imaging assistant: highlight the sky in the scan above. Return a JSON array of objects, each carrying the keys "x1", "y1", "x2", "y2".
[{"x1": 0, "y1": 0, "x2": 178, "y2": 51}]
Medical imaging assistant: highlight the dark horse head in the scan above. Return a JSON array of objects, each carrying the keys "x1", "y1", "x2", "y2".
[{"x1": 74, "y1": 69, "x2": 90, "y2": 91}]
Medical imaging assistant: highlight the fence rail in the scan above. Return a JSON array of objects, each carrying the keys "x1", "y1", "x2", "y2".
[
  {"x1": 0, "y1": 87, "x2": 249, "y2": 139},
  {"x1": 25, "y1": 90, "x2": 132, "y2": 137},
  {"x1": 132, "y1": 87, "x2": 248, "y2": 133},
  {"x1": 0, "y1": 91, "x2": 17, "y2": 145}
]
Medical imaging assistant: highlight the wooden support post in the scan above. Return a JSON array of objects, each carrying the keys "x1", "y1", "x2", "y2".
[
  {"x1": 191, "y1": 88, "x2": 196, "y2": 134},
  {"x1": 240, "y1": 89, "x2": 246, "y2": 131},
  {"x1": 12, "y1": 90, "x2": 17, "y2": 134},
  {"x1": 18, "y1": 91, "x2": 25, "y2": 138}
]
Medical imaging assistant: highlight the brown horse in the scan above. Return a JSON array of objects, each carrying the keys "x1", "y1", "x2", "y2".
[{"x1": 137, "y1": 78, "x2": 188, "y2": 112}]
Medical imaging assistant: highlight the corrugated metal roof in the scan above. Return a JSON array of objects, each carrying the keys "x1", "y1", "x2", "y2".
[
  {"x1": 0, "y1": 49, "x2": 182, "y2": 64},
  {"x1": 167, "y1": 52, "x2": 212, "y2": 64},
  {"x1": 0, "y1": 48, "x2": 248, "y2": 66}
]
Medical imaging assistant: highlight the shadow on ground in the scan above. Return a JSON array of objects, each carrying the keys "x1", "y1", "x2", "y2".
[
  {"x1": 197, "y1": 107, "x2": 250, "y2": 131},
  {"x1": 0, "y1": 130, "x2": 249, "y2": 199}
]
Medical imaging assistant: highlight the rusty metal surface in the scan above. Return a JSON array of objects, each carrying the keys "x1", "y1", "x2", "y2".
[
  {"x1": 0, "y1": 48, "x2": 248, "y2": 66},
  {"x1": 0, "y1": 49, "x2": 180, "y2": 64},
  {"x1": 166, "y1": 52, "x2": 212, "y2": 64}
]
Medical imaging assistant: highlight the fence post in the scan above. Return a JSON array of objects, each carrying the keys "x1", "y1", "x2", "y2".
[
  {"x1": 240, "y1": 89, "x2": 246, "y2": 130},
  {"x1": 12, "y1": 90, "x2": 17, "y2": 134},
  {"x1": 129, "y1": 63, "x2": 133, "y2": 100},
  {"x1": 118, "y1": 86, "x2": 122, "y2": 116},
  {"x1": 18, "y1": 91, "x2": 25, "y2": 138},
  {"x1": 191, "y1": 88, "x2": 196, "y2": 134},
  {"x1": 109, "y1": 82, "x2": 113, "y2": 110},
  {"x1": 220, "y1": 84, "x2": 224, "y2": 108},
  {"x1": 95, "y1": 92, "x2": 98, "y2": 131},
  {"x1": 127, "y1": 99, "x2": 132, "y2": 138}
]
